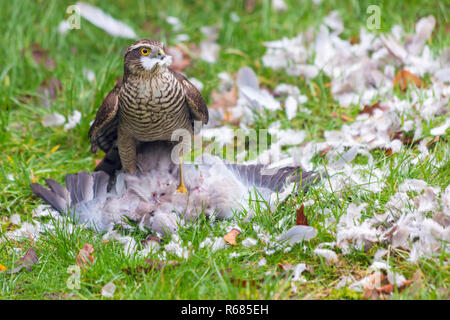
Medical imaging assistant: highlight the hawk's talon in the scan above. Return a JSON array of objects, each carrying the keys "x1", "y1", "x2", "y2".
[
  {"x1": 176, "y1": 185, "x2": 188, "y2": 194},
  {"x1": 176, "y1": 184, "x2": 188, "y2": 194}
]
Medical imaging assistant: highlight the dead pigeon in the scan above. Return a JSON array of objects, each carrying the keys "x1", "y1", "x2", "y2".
[{"x1": 31, "y1": 141, "x2": 317, "y2": 235}]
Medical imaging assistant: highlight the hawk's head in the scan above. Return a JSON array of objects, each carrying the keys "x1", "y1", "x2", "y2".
[{"x1": 124, "y1": 39, "x2": 172, "y2": 74}]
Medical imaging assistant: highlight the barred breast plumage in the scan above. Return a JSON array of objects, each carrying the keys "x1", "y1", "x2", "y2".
[{"x1": 119, "y1": 70, "x2": 192, "y2": 142}]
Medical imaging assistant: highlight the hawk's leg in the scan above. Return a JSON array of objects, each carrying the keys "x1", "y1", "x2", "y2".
[
  {"x1": 118, "y1": 127, "x2": 137, "y2": 174},
  {"x1": 176, "y1": 153, "x2": 188, "y2": 194}
]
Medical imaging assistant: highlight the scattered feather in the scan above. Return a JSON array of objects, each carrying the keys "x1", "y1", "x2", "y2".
[
  {"x1": 101, "y1": 282, "x2": 116, "y2": 298},
  {"x1": 42, "y1": 112, "x2": 65, "y2": 127},
  {"x1": 314, "y1": 248, "x2": 338, "y2": 263},
  {"x1": 241, "y1": 237, "x2": 258, "y2": 248},
  {"x1": 64, "y1": 110, "x2": 82, "y2": 130},
  {"x1": 76, "y1": 2, "x2": 137, "y2": 39},
  {"x1": 277, "y1": 225, "x2": 317, "y2": 244}
]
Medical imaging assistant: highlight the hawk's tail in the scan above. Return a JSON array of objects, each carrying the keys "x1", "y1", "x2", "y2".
[{"x1": 94, "y1": 147, "x2": 122, "y2": 176}]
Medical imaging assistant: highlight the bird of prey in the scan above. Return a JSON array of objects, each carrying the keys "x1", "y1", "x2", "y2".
[{"x1": 88, "y1": 39, "x2": 208, "y2": 194}]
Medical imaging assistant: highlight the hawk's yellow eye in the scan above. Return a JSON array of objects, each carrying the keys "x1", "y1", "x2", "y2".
[{"x1": 140, "y1": 48, "x2": 150, "y2": 56}]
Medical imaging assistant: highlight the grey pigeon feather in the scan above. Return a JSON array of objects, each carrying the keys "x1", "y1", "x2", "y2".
[
  {"x1": 30, "y1": 183, "x2": 67, "y2": 213},
  {"x1": 31, "y1": 142, "x2": 318, "y2": 234}
]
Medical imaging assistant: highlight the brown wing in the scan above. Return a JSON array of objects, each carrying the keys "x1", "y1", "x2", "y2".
[
  {"x1": 88, "y1": 78, "x2": 123, "y2": 154},
  {"x1": 170, "y1": 69, "x2": 209, "y2": 125}
]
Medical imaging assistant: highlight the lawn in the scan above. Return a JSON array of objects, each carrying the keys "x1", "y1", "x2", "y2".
[{"x1": 0, "y1": 0, "x2": 449, "y2": 300}]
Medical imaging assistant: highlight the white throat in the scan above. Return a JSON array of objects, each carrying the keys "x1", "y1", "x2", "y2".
[{"x1": 140, "y1": 55, "x2": 173, "y2": 71}]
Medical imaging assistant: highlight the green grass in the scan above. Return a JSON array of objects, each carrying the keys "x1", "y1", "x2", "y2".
[{"x1": 0, "y1": 0, "x2": 449, "y2": 299}]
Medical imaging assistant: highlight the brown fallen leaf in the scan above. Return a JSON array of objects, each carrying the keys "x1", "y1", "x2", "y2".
[
  {"x1": 363, "y1": 272, "x2": 413, "y2": 299},
  {"x1": 6, "y1": 248, "x2": 39, "y2": 274},
  {"x1": 349, "y1": 35, "x2": 360, "y2": 45},
  {"x1": 224, "y1": 228, "x2": 241, "y2": 246},
  {"x1": 76, "y1": 244, "x2": 95, "y2": 267},
  {"x1": 393, "y1": 69, "x2": 426, "y2": 91},
  {"x1": 374, "y1": 279, "x2": 410, "y2": 295},
  {"x1": 360, "y1": 101, "x2": 388, "y2": 116},
  {"x1": 319, "y1": 145, "x2": 331, "y2": 157},
  {"x1": 362, "y1": 272, "x2": 388, "y2": 300},
  {"x1": 296, "y1": 204, "x2": 308, "y2": 226}
]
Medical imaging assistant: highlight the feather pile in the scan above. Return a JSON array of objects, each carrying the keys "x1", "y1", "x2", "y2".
[{"x1": 31, "y1": 142, "x2": 316, "y2": 235}]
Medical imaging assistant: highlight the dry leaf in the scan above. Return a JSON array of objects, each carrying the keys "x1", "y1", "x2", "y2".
[
  {"x1": 362, "y1": 273, "x2": 388, "y2": 300},
  {"x1": 76, "y1": 244, "x2": 95, "y2": 266},
  {"x1": 363, "y1": 272, "x2": 413, "y2": 299},
  {"x1": 319, "y1": 145, "x2": 331, "y2": 157},
  {"x1": 349, "y1": 35, "x2": 360, "y2": 45},
  {"x1": 6, "y1": 248, "x2": 39, "y2": 274},
  {"x1": 375, "y1": 279, "x2": 414, "y2": 297},
  {"x1": 360, "y1": 101, "x2": 387, "y2": 116},
  {"x1": 224, "y1": 228, "x2": 241, "y2": 246},
  {"x1": 393, "y1": 69, "x2": 426, "y2": 91},
  {"x1": 296, "y1": 204, "x2": 308, "y2": 226}
]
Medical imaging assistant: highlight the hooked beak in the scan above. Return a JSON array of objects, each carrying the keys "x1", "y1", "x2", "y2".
[{"x1": 158, "y1": 49, "x2": 166, "y2": 60}]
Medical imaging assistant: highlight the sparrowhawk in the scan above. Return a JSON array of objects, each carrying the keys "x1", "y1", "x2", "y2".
[{"x1": 88, "y1": 39, "x2": 208, "y2": 193}]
